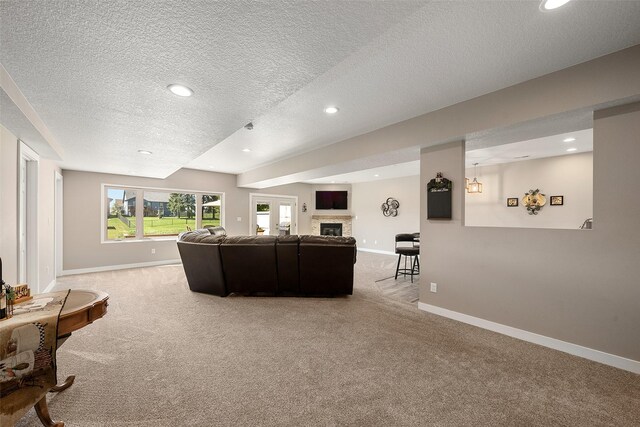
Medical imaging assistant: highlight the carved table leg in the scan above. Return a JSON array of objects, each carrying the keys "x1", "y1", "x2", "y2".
[
  {"x1": 35, "y1": 395, "x2": 64, "y2": 427},
  {"x1": 50, "y1": 375, "x2": 75, "y2": 392}
]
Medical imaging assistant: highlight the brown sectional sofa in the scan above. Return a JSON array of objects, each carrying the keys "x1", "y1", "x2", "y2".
[{"x1": 177, "y1": 229, "x2": 357, "y2": 297}]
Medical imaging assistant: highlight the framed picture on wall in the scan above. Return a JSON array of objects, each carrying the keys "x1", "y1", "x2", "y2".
[
  {"x1": 507, "y1": 197, "x2": 518, "y2": 207},
  {"x1": 550, "y1": 195, "x2": 564, "y2": 206}
]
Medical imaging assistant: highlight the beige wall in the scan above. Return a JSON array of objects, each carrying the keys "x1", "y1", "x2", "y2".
[
  {"x1": 0, "y1": 125, "x2": 19, "y2": 285},
  {"x1": 465, "y1": 152, "x2": 593, "y2": 229},
  {"x1": 352, "y1": 175, "x2": 420, "y2": 253},
  {"x1": 63, "y1": 168, "x2": 312, "y2": 271},
  {"x1": 38, "y1": 158, "x2": 61, "y2": 289},
  {"x1": 421, "y1": 103, "x2": 640, "y2": 361},
  {"x1": 0, "y1": 124, "x2": 59, "y2": 291}
]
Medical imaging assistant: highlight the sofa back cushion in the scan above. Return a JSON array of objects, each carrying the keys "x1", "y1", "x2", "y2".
[
  {"x1": 177, "y1": 234, "x2": 227, "y2": 296},
  {"x1": 276, "y1": 235, "x2": 300, "y2": 294},
  {"x1": 178, "y1": 229, "x2": 211, "y2": 241},
  {"x1": 220, "y1": 236, "x2": 278, "y2": 294},
  {"x1": 205, "y1": 226, "x2": 227, "y2": 236},
  {"x1": 298, "y1": 235, "x2": 356, "y2": 295}
]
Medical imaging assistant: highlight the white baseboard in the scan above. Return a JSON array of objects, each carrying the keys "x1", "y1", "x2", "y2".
[
  {"x1": 418, "y1": 302, "x2": 640, "y2": 374},
  {"x1": 60, "y1": 259, "x2": 182, "y2": 276},
  {"x1": 358, "y1": 248, "x2": 396, "y2": 256},
  {"x1": 42, "y1": 279, "x2": 57, "y2": 293}
]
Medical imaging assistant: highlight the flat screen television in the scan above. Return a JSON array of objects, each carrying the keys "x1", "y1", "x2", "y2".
[{"x1": 315, "y1": 191, "x2": 348, "y2": 210}]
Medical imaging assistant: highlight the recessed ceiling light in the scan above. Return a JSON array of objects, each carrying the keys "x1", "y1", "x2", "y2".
[
  {"x1": 374, "y1": 174, "x2": 379, "y2": 177},
  {"x1": 324, "y1": 106, "x2": 339, "y2": 114},
  {"x1": 566, "y1": 148, "x2": 577, "y2": 152},
  {"x1": 138, "y1": 149, "x2": 152, "y2": 155},
  {"x1": 540, "y1": 0, "x2": 572, "y2": 11},
  {"x1": 242, "y1": 148, "x2": 251, "y2": 152},
  {"x1": 167, "y1": 84, "x2": 193, "y2": 97},
  {"x1": 331, "y1": 181, "x2": 336, "y2": 184},
  {"x1": 563, "y1": 137, "x2": 576, "y2": 143}
]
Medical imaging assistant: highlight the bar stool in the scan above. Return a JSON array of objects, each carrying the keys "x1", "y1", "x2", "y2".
[
  {"x1": 395, "y1": 233, "x2": 420, "y2": 282},
  {"x1": 412, "y1": 232, "x2": 420, "y2": 273}
]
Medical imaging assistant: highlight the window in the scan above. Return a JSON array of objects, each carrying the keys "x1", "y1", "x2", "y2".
[
  {"x1": 106, "y1": 188, "x2": 137, "y2": 240},
  {"x1": 201, "y1": 194, "x2": 221, "y2": 229},
  {"x1": 143, "y1": 191, "x2": 195, "y2": 237},
  {"x1": 103, "y1": 185, "x2": 223, "y2": 241}
]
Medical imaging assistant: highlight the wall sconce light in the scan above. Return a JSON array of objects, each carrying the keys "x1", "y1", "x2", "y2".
[{"x1": 467, "y1": 163, "x2": 483, "y2": 194}]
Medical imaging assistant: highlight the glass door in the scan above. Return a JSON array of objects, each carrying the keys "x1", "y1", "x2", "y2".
[
  {"x1": 250, "y1": 194, "x2": 297, "y2": 236},
  {"x1": 277, "y1": 202, "x2": 292, "y2": 236},
  {"x1": 255, "y1": 200, "x2": 271, "y2": 235}
]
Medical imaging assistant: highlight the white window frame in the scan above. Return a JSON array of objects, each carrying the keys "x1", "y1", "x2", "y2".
[{"x1": 101, "y1": 183, "x2": 225, "y2": 243}]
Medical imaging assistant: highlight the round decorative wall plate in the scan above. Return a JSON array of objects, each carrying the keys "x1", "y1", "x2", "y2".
[{"x1": 522, "y1": 189, "x2": 546, "y2": 215}]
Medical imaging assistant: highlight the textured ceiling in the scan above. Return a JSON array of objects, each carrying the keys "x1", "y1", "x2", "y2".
[
  {"x1": 0, "y1": 1, "x2": 423, "y2": 177},
  {"x1": 1, "y1": 1, "x2": 640, "y2": 182}
]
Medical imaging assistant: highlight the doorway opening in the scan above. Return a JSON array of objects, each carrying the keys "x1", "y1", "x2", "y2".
[
  {"x1": 55, "y1": 171, "x2": 63, "y2": 277},
  {"x1": 19, "y1": 141, "x2": 39, "y2": 291}
]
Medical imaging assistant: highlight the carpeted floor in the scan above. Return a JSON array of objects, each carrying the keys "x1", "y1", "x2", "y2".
[{"x1": 15, "y1": 251, "x2": 640, "y2": 426}]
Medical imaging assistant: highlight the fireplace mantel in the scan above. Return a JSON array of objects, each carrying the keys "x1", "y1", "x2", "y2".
[{"x1": 311, "y1": 215, "x2": 353, "y2": 219}]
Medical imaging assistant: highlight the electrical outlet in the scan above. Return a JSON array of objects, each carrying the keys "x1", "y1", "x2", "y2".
[
  {"x1": 374, "y1": 240, "x2": 377, "y2": 245},
  {"x1": 151, "y1": 248, "x2": 156, "y2": 254},
  {"x1": 430, "y1": 282, "x2": 437, "y2": 293},
  {"x1": 362, "y1": 239, "x2": 366, "y2": 244},
  {"x1": 237, "y1": 216, "x2": 242, "y2": 222}
]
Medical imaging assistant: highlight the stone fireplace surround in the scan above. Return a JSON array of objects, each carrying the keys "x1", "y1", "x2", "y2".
[{"x1": 311, "y1": 215, "x2": 353, "y2": 237}]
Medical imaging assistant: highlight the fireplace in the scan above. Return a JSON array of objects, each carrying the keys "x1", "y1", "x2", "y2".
[
  {"x1": 311, "y1": 215, "x2": 352, "y2": 237},
  {"x1": 320, "y1": 223, "x2": 343, "y2": 236}
]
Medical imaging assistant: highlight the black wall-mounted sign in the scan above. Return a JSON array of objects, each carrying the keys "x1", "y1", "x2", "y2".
[{"x1": 427, "y1": 172, "x2": 452, "y2": 219}]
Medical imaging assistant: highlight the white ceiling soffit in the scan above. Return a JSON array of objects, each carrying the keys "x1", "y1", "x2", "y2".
[
  {"x1": 241, "y1": 146, "x2": 421, "y2": 189},
  {"x1": 465, "y1": 128, "x2": 593, "y2": 168},
  {"x1": 0, "y1": 88, "x2": 62, "y2": 160},
  {"x1": 304, "y1": 160, "x2": 421, "y2": 185},
  {"x1": 1, "y1": 2, "x2": 640, "y2": 180},
  {"x1": 465, "y1": 109, "x2": 593, "y2": 152},
  {"x1": 0, "y1": 64, "x2": 63, "y2": 160}
]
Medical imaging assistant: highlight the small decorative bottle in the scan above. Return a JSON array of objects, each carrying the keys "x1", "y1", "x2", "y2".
[
  {"x1": 5, "y1": 285, "x2": 14, "y2": 318},
  {"x1": 0, "y1": 283, "x2": 6, "y2": 320},
  {"x1": 0, "y1": 256, "x2": 4, "y2": 319}
]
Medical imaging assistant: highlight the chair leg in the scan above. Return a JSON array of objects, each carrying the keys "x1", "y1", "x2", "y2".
[
  {"x1": 410, "y1": 255, "x2": 414, "y2": 283},
  {"x1": 395, "y1": 254, "x2": 402, "y2": 280}
]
